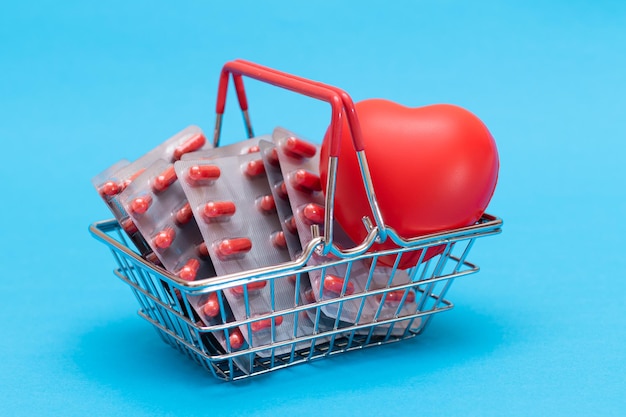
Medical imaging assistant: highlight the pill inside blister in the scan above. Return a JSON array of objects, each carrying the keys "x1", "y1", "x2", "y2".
[
  {"x1": 267, "y1": 147, "x2": 280, "y2": 166},
  {"x1": 251, "y1": 315, "x2": 284, "y2": 332},
  {"x1": 202, "y1": 292, "x2": 220, "y2": 318},
  {"x1": 243, "y1": 159, "x2": 266, "y2": 177},
  {"x1": 130, "y1": 195, "x2": 153, "y2": 214},
  {"x1": 284, "y1": 216, "x2": 297, "y2": 234},
  {"x1": 283, "y1": 136, "x2": 317, "y2": 159},
  {"x1": 99, "y1": 181, "x2": 120, "y2": 196},
  {"x1": 152, "y1": 165, "x2": 177, "y2": 192},
  {"x1": 215, "y1": 237, "x2": 252, "y2": 259},
  {"x1": 275, "y1": 181, "x2": 289, "y2": 200},
  {"x1": 177, "y1": 258, "x2": 200, "y2": 281},
  {"x1": 202, "y1": 201, "x2": 236, "y2": 222},
  {"x1": 153, "y1": 227, "x2": 176, "y2": 249},
  {"x1": 229, "y1": 327, "x2": 245, "y2": 350},
  {"x1": 230, "y1": 280, "x2": 268, "y2": 296},
  {"x1": 376, "y1": 289, "x2": 416, "y2": 305},
  {"x1": 271, "y1": 231, "x2": 287, "y2": 249},
  {"x1": 187, "y1": 164, "x2": 220, "y2": 185},
  {"x1": 175, "y1": 202, "x2": 193, "y2": 225},
  {"x1": 289, "y1": 169, "x2": 321, "y2": 193},
  {"x1": 246, "y1": 145, "x2": 260, "y2": 153},
  {"x1": 173, "y1": 132, "x2": 206, "y2": 161},
  {"x1": 121, "y1": 168, "x2": 147, "y2": 192},
  {"x1": 197, "y1": 241, "x2": 209, "y2": 258},
  {"x1": 323, "y1": 274, "x2": 355, "y2": 296},
  {"x1": 300, "y1": 203, "x2": 325, "y2": 226},
  {"x1": 255, "y1": 195, "x2": 276, "y2": 214},
  {"x1": 121, "y1": 218, "x2": 138, "y2": 234}
]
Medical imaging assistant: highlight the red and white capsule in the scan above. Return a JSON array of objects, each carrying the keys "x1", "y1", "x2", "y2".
[
  {"x1": 251, "y1": 315, "x2": 284, "y2": 332},
  {"x1": 202, "y1": 201, "x2": 236, "y2": 222},
  {"x1": 215, "y1": 237, "x2": 252, "y2": 259},
  {"x1": 323, "y1": 274, "x2": 355, "y2": 296},
  {"x1": 187, "y1": 164, "x2": 220, "y2": 185},
  {"x1": 177, "y1": 257, "x2": 200, "y2": 281},
  {"x1": 153, "y1": 227, "x2": 176, "y2": 249},
  {"x1": 173, "y1": 132, "x2": 206, "y2": 161},
  {"x1": 152, "y1": 165, "x2": 177, "y2": 192},
  {"x1": 289, "y1": 169, "x2": 321, "y2": 193},
  {"x1": 283, "y1": 136, "x2": 317, "y2": 159}
]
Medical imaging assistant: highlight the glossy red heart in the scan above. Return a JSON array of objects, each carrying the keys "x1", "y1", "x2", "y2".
[{"x1": 319, "y1": 99, "x2": 499, "y2": 269}]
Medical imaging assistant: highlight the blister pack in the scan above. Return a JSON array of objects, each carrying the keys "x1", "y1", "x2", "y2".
[
  {"x1": 92, "y1": 126, "x2": 210, "y2": 255},
  {"x1": 174, "y1": 152, "x2": 315, "y2": 356},
  {"x1": 270, "y1": 127, "x2": 380, "y2": 324},
  {"x1": 118, "y1": 158, "x2": 216, "y2": 281}
]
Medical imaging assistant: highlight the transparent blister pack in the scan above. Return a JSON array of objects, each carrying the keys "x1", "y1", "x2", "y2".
[
  {"x1": 271, "y1": 127, "x2": 381, "y2": 324},
  {"x1": 118, "y1": 159, "x2": 216, "y2": 281},
  {"x1": 174, "y1": 153, "x2": 315, "y2": 357},
  {"x1": 91, "y1": 126, "x2": 210, "y2": 256}
]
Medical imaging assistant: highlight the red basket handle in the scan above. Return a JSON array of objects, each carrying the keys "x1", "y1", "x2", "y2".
[{"x1": 213, "y1": 60, "x2": 387, "y2": 254}]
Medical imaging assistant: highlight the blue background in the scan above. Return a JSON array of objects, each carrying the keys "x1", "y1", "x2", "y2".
[{"x1": 1, "y1": 1, "x2": 625, "y2": 415}]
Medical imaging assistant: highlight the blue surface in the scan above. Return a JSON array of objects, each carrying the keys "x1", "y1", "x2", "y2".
[{"x1": 1, "y1": 1, "x2": 625, "y2": 415}]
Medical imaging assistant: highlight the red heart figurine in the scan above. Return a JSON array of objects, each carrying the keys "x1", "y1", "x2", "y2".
[{"x1": 319, "y1": 99, "x2": 499, "y2": 269}]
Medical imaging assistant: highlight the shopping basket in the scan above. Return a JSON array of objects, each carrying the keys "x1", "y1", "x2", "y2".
[{"x1": 89, "y1": 59, "x2": 503, "y2": 381}]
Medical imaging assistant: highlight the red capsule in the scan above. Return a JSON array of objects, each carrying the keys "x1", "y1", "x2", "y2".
[
  {"x1": 216, "y1": 238, "x2": 252, "y2": 258},
  {"x1": 229, "y1": 328, "x2": 245, "y2": 350},
  {"x1": 178, "y1": 258, "x2": 200, "y2": 281},
  {"x1": 283, "y1": 136, "x2": 317, "y2": 159},
  {"x1": 152, "y1": 165, "x2": 177, "y2": 192},
  {"x1": 202, "y1": 292, "x2": 220, "y2": 317},
  {"x1": 275, "y1": 181, "x2": 289, "y2": 200},
  {"x1": 203, "y1": 201, "x2": 236, "y2": 221},
  {"x1": 99, "y1": 180, "x2": 120, "y2": 196},
  {"x1": 130, "y1": 195, "x2": 152, "y2": 214},
  {"x1": 301, "y1": 203, "x2": 325, "y2": 226},
  {"x1": 173, "y1": 132, "x2": 206, "y2": 161},
  {"x1": 376, "y1": 290, "x2": 416, "y2": 305},
  {"x1": 256, "y1": 195, "x2": 276, "y2": 214},
  {"x1": 304, "y1": 288, "x2": 317, "y2": 304},
  {"x1": 187, "y1": 164, "x2": 220, "y2": 184},
  {"x1": 197, "y1": 241, "x2": 209, "y2": 258},
  {"x1": 267, "y1": 147, "x2": 280, "y2": 166},
  {"x1": 284, "y1": 216, "x2": 297, "y2": 234},
  {"x1": 121, "y1": 218, "x2": 138, "y2": 234},
  {"x1": 244, "y1": 159, "x2": 265, "y2": 177},
  {"x1": 120, "y1": 168, "x2": 146, "y2": 192},
  {"x1": 323, "y1": 274, "x2": 354, "y2": 295},
  {"x1": 175, "y1": 202, "x2": 193, "y2": 225},
  {"x1": 246, "y1": 145, "x2": 260, "y2": 153},
  {"x1": 290, "y1": 169, "x2": 321, "y2": 193},
  {"x1": 271, "y1": 231, "x2": 287, "y2": 249},
  {"x1": 153, "y1": 227, "x2": 176, "y2": 249},
  {"x1": 251, "y1": 315, "x2": 284, "y2": 332},
  {"x1": 231, "y1": 280, "x2": 268, "y2": 296}
]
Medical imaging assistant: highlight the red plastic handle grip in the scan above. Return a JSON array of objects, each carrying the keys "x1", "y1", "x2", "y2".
[
  {"x1": 215, "y1": 60, "x2": 361, "y2": 157},
  {"x1": 233, "y1": 59, "x2": 366, "y2": 155}
]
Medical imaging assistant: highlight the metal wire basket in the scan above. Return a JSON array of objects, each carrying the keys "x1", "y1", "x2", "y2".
[{"x1": 89, "y1": 60, "x2": 503, "y2": 381}]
